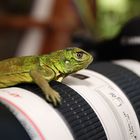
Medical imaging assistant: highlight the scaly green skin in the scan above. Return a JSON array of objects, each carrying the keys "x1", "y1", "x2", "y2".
[{"x1": 0, "y1": 47, "x2": 93, "y2": 106}]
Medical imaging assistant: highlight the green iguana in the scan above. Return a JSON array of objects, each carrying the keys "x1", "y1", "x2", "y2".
[{"x1": 0, "y1": 47, "x2": 93, "y2": 106}]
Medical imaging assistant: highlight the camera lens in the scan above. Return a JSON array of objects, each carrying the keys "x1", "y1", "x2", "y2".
[{"x1": 0, "y1": 60, "x2": 139, "y2": 140}]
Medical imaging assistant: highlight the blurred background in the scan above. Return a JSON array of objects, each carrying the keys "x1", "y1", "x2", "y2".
[{"x1": 0, "y1": 0, "x2": 140, "y2": 61}]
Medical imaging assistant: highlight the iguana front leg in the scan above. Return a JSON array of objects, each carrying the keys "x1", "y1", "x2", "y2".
[{"x1": 30, "y1": 68, "x2": 61, "y2": 106}]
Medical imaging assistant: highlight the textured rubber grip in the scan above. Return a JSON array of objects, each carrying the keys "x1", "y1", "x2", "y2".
[
  {"x1": 88, "y1": 62, "x2": 140, "y2": 123},
  {"x1": 19, "y1": 82, "x2": 107, "y2": 140}
]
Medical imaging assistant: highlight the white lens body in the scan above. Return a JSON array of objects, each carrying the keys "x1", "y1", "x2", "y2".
[{"x1": 0, "y1": 60, "x2": 139, "y2": 140}]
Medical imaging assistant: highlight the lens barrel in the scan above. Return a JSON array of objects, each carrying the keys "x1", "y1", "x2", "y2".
[{"x1": 0, "y1": 60, "x2": 139, "y2": 140}]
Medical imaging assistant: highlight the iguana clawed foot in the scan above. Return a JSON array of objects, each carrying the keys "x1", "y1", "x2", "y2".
[{"x1": 45, "y1": 90, "x2": 61, "y2": 106}]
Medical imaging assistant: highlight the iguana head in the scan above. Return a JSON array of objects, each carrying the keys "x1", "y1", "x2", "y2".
[{"x1": 53, "y1": 47, "x2": 93, "y2": 74}]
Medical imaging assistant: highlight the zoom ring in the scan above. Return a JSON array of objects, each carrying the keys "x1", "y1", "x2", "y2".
[{"x1": 51, "y1": 81, "x2": 107, "y2": 140}]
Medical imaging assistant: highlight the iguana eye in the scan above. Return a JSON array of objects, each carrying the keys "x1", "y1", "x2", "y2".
[{"x1": 76, "y1": 52, "x2": 84, "y2": 59}]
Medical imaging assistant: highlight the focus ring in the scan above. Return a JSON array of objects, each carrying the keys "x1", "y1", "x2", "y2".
[
  {"x1": 19, "y1": 82, "x2": 107, "y2": 140},
  {"x1": 88, "y1": 62, "x2": 140, "y2": 123},
  {"x1": 51, "y1": 81, "x2": 107, "y2": 140}
]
